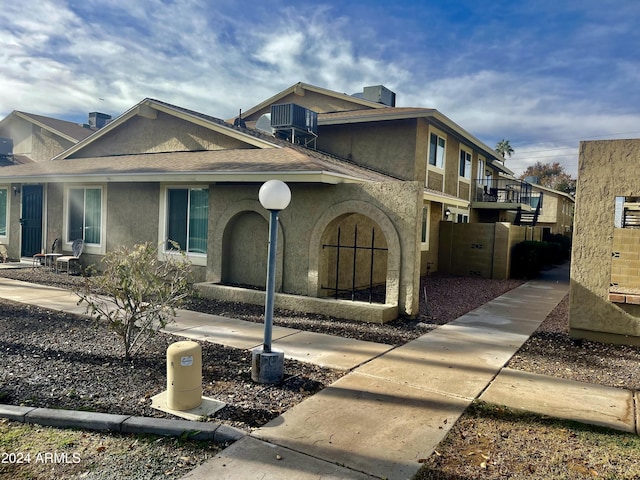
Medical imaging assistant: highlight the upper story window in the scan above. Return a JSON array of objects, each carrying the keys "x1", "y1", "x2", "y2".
[
  {"x1": 68, "y1": 187, "x2": 102, "y2": 245},
  {"x1": 459, "y1": 149, "x2": 472, "y2": 179},
  {"x1": 165, "y1": 187, "x2": 209, "y2": 254},
  {"x1": 428, "y1": 133, "x2": 446, "y2": 169}
]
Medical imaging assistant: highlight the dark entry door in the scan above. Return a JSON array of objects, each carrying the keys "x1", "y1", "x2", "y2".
[{"x1": 20, "y1": 185, "x2": 43, "y2": 257}]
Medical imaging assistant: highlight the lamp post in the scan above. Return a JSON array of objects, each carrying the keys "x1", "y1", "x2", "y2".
[{"x1": 251, "y1": 179, "x2": 291, "y2": 384}]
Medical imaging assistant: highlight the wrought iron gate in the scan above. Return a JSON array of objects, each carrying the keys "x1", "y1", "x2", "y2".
[{"x1": 321, "y1": 224, "x2": 388, "y2": 303}]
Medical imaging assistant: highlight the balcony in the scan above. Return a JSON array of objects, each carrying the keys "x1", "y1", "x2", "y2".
[{"x1": 472, "y1": 178, "x2": 540, "y2": 210}]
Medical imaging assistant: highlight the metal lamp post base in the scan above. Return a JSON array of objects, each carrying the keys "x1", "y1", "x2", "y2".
[{"x1": 251, "y1": 349, "x2": 284, "y2": 384}]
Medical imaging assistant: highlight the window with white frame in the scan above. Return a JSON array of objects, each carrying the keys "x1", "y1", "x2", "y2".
[
  {"x1": 478, "y1": 158, "x2": 487, "y2": 185},
  {"x1": 0, "y1": 188, "x2": 7, "y2": 237},
  {"x1": 459, "y1": 149, "x2": 472, "y2": 179},
  {"x1": 428, "y1": 133, "x2": 446, "y2": 168},
  {"x1": 165, "y1": 187, "x2": 209, "y2": 254},
  {"x1": 421, "y1": 204, "x2": 429, "y2": 247},
  {"x1": 67, "y1": 187, "x2": 102, "y2": 244}
]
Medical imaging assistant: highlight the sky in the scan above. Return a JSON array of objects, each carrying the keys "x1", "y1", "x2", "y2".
[{"x1": 1, "y1": 0, "x2": 639, "y2": 178}]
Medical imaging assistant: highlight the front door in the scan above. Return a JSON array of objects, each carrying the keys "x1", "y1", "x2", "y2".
[{"x1": 20, "y1": 185, "x2": 43, "y2": 257}]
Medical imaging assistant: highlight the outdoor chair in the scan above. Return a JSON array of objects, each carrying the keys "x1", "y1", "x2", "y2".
[
  {"x1": 55, "y1": 239, "x2": 84, "y2": 274},
  {"x1": 32, "y1": 238, "x2": 59, "y2": 268}
]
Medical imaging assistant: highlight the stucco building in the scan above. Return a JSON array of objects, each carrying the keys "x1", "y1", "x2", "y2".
[
  {"x1": 570, "y1": 139, "x2": 640, "y2": 346},
  {"x1": 0, "y1": 82, "x2": 568, "y2": 323}
]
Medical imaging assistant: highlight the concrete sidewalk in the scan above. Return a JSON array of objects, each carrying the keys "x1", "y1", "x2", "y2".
[
  {"x1": 0, "y1": 264, "x2": 637, "y2": 480},
  {"x1": 181, "y1": 264, "x2": 638, "y2": 480}
]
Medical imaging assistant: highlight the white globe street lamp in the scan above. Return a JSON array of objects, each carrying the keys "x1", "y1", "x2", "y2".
[{"x1": 251, "y1": 180, "x2": 291, "y2": 384}]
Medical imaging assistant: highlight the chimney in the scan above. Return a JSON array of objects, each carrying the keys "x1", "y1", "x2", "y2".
[{"x1": 88, "y1": 112, "x2": 112, "y2": 129}]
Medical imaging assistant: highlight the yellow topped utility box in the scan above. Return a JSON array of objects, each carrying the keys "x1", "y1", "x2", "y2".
[{"x1": 166, "y1": 341, "x2": 202, "y2": 411}]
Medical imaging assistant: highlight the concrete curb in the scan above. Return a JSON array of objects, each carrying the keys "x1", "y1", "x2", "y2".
[{"x1": 0, "y1": 404, "x2": 246, "y2": 443}]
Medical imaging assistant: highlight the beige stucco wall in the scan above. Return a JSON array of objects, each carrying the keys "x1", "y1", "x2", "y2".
[
  {"x1": 317, "y1": 119, "x2": 420, "y2": 181},
  {"x1": 0, "y1": 117, "x2": 75, "y2": 162},
  {"x1": 438, "y1": 222, "x2": 541, "y2": 280},
  {"x1": 208, "y1": 181, "x2": 423, "y2": 318},
  {"x1": 69, "y1": 113, "x2": 254, "y2": 158},
  {"x1": 570, "y1": 139, "x2": 640, "y2": 345}
]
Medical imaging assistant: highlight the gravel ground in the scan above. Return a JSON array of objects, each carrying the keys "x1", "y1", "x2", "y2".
[{"x1": 1, "y1": 265, "x2": 640, "y2": 479}]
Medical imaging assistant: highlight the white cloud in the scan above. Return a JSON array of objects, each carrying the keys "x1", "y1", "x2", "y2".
[{"x1": 0, "y1": 0, "x2": 638, "y2": 183}]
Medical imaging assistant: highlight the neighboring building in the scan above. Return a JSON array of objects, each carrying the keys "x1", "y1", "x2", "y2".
[
  {"x1": 0, "y1": 83, "x2": 559, "y2": 323},
  {"x1": 526, "y1": 183, "x2": 574, "y2": 236},
  {"x1": 570, "y1": 139, "x2": 640, "y2": 346},
  {"x1": 0, "y1": 111, "x2": 110, "y2": 164},
  {"x1": 237, "y1": 82, "x2": 525, "y2": 276}
]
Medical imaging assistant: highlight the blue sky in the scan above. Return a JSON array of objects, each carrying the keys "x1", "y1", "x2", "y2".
[{"x1": 2, "y1": 0, "x2": 639, "y2": 177}]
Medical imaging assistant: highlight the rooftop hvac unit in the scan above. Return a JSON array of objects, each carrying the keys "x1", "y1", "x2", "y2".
[
  {"x1": 270, "y1": 103, "x2": 318, "y2": 134},
  {"x1": 362, "y1": 85, "x2": 396, "y2": 107}
]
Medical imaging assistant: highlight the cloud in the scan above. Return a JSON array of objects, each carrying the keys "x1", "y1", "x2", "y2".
[{"x1": 0, "y1": 0, "x2": 639, "y2": 182}]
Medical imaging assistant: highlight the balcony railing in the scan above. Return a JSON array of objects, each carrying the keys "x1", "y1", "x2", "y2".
[{"x1": 473, "y1": 178, "x2": 540, "y2": 207}]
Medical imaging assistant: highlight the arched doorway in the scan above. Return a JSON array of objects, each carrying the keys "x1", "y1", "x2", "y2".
[{"x1": 319, "y1": 213, "x2": 388, "y2": 303}]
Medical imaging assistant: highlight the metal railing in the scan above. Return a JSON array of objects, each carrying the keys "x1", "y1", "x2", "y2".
[{"x1": 473, "y1": 178, "x2": 536, "y2": 205}]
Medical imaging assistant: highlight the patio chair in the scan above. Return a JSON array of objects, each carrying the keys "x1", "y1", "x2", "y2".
[
  {"x1": 56, "y1": 239, "x2": 84, "y2": 274},
  {"x1": 32, "y1": 238, "x2": 59, "y2": 268}
]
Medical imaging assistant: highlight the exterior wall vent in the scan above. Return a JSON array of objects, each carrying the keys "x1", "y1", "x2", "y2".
[{"x1": 270, "y1": 103, "x2": 318, "y2": 148}]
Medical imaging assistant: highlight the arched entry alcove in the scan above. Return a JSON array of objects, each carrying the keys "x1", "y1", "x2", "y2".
[
  {"x1": 221, "y1": 211, "x2": 268, "y2": 288},
  {"x1": 308, "y1": 201, "x2": 401, "y2": 307},
  {"x1": 320, "y1": 213, "x2": 388, "y2": 302}
]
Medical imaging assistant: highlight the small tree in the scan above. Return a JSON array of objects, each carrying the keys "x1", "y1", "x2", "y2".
[{"x1": 77, "y1": 242, "x2": 192, "y2": 361}]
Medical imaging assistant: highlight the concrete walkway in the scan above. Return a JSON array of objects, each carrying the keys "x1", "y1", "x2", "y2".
[{"x1": 0, "y1": 264, "x2": 638, "y2": 480}]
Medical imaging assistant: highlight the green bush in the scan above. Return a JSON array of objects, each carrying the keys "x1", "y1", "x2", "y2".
[
  {"x1": 511, "y1": 235, "x2": 572, "y2": 279},
  {"x1": 511, "y1": 241, "x2": 544, "y2": 279}
]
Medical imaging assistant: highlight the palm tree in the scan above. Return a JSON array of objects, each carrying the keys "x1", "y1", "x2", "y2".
[{"x1": 495, "y1": 139, "x2": 514, "y2": 162}]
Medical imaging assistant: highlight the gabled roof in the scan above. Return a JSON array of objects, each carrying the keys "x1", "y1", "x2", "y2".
[
  {"x1": 0, "y1": 147, "x2": 397, "y2": 185},
  {"x1": 529, "y1": 182, "x2": 575, "y2": 202},
  {"x1": 234, "y1": 82, "x2": 387, "y2": 121},
  {"x1": 319, "y1": 107, "x2": 510, "y2": 172},
  {"x1": 0, "y1": 111, "x2": 97, "y2": 143},
  {"x1": 55, "y1": 98, "x2": 281, "y2": 160}
]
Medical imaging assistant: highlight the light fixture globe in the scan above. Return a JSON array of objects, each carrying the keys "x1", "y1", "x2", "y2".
[{"x1": 259, "y1": 180, "x2": 291, "y2": 211}]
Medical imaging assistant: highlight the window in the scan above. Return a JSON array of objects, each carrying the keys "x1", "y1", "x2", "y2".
[
  {"x1": 428, "y1": 133, "x2": 446, "y2": 168},
  {"x1": 166, "y1": 187, "x2": 208, "y2": 253},
  {"x1": 530, "y1": 194, "x2": 543, "y2": 210},
  {"x1": 615, "y1": 196, "x2": 640, "y2": 228},
  {"x1": 421, "y1": 205, "x2": 429, "y2": 245},
  {"x1": 459, "y1": 149, "x2": 471, "y2": 179},
  {"x1": 456, "y1": 214, "x2": 469, "y2": 223},
  {"x1": 68, "y1": 187, "x2": 102, "y2": 244},
  {"x1": 0, "y1": 188, "x2": 7, "y2": 237}
]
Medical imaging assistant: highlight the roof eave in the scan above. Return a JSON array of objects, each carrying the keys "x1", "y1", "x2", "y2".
[
  {"x1": 53, "y1": 99, "x2": 281, "y2": 161},
  {"x1": 0, "y1": 170, "x2": 368, "y2": 185},
  {"x1": 15, "y1": 112, "x2": 79, "y2": 144}
]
